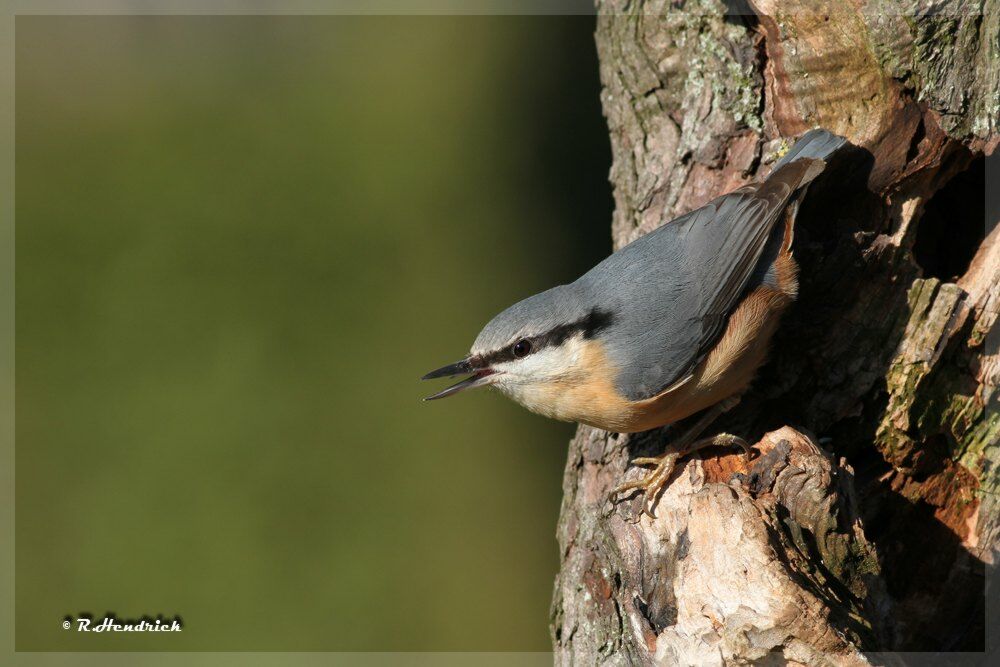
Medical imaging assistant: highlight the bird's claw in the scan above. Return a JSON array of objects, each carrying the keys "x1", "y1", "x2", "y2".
[
  {"x1": 610, "y1": 433, "x2": 753, "y2": 518},
  {"x1": 629, "y1": 456, "x2": 666, "y2": 466},
  {"x1": 610, "y1": 452, "x2": 680, "y2": 518}
]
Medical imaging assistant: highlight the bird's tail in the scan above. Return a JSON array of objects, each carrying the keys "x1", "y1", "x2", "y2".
[
  {"x1": 757, "y1": 129, "x2": 847, "y2": 271},
  {"x1": 773, "y1": 128, "x2": 847, "y2": 173},
  {"x1": 762, "y1": 128, "x2": 848, "y2": 208}
]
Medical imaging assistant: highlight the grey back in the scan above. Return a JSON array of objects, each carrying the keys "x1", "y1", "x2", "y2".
[{"x1": 575, "y1": 187, "x2": 785, "y2": 400}]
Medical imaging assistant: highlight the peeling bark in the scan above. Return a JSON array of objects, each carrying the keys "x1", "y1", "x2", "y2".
[{"x1": 552, "y1": 1, "x2": 998, "y2": 663}]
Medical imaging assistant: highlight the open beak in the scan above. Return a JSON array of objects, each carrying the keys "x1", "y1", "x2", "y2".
[{"x1": 421, "y1": 359, "x2": 498, "y2": 401}]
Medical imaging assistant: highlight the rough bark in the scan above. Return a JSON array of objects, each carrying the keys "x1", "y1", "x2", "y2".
[{"x1": 551, "y1": 1, "x2": 999, "y2": 663}]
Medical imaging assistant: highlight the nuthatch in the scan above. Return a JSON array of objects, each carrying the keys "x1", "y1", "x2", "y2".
[{"x1": 423, "y1": 129, "x2": 846, "y2": 513}]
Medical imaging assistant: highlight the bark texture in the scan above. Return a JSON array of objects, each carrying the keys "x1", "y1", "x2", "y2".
[{"x1": 551, "y1": 2, "x2": 999, "y2": 663}]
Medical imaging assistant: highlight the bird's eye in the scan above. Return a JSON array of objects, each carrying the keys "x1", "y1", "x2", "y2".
[{"x1": 512, "y1": 339, "x2": 532, "y2": 358}]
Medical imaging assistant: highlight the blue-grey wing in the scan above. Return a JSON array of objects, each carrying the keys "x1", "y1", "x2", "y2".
[{"x1": 578, "y1": 155, "x2": 831, "y2": 401}]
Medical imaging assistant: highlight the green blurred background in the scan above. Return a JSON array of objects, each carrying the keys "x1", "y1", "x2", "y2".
[{"x1": 15, "y1": 16, "x2": 610, "y2": 651}]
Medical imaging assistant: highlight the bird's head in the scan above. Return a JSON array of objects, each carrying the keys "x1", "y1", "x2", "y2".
[{"x1": 422, "y1": 286, "x2": 616, "y2": 420}]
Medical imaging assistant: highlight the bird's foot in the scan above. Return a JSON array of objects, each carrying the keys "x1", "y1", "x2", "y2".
[
  {"x1": 610, "y1": 451, "x2": 680, "y2": 518},
  {"x1": 610, "y1": 432, "x2": 752, "y2": 518}
]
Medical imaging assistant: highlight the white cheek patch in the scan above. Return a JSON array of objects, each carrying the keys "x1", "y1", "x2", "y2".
[
  {"x1": 493, "y1": 337, "x2": 587, "y2": 386},
  {"x1": 516, "y1": 347, "x2": 565, "y2": 379}
]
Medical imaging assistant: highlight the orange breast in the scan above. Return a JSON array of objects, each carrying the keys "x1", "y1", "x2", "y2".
[{"x1": 618, "y1": 282, "x2": 794, "y2": 432}]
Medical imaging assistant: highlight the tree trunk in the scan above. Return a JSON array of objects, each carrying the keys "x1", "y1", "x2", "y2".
[{"x1": 551, "y1": 2, "x2": 999, "y2": 663}]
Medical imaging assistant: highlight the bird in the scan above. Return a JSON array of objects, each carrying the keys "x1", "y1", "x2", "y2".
[{"x1": 422, "y1": 129, "x2": 847, "y2": 514}]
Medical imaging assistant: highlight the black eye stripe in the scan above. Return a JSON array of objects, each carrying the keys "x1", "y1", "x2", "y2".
[{"x1": 475, "y1": 308, "x2": 614, "y2": 367}]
